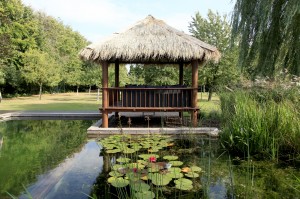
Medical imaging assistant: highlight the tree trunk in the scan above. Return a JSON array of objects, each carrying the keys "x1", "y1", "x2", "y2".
[
  {"x1": 0, "y1": 91, "x2": 2, "y2": 103},
  {"x1": 76, "y1": 86, "x2": 79, "y2": 95},
  {"x1": 89, "y1": 85, "x2": 91, "y2": 95},
  {"x1": 208, "y1": 87, "x2": 213, "y2": 101},
  {"x1": 39, "y1": 83, "x2": 42, "y2": 100},
  {"x1": 97, "y1": 88, "x2": 100, "y2": 101}
]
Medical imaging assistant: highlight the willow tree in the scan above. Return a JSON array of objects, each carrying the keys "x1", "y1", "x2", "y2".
[{"x1": 232, "y1": 0, "x2": 300, "y2": 77}]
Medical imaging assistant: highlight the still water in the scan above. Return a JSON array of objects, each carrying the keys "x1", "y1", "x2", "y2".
[
  {"x1": 0, "y1": 120, "x2": 102, "y2": 199},
  {"x1": 0, "y1": 120, "x2": 299, "y2": 199}
]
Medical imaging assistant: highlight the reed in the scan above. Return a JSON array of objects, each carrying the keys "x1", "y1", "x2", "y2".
[{"x1": 219, "y1": 88, "x2": 300, "y2": 161}]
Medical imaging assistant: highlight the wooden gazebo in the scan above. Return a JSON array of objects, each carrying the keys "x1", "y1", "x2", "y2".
[{"x1": 80, "y1": 15, "x2": 220, "y2": 128}]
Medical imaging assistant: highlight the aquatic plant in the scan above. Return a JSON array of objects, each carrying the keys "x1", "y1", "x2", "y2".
[
  {"x1": 220, "y1": 88, "x2": 300, "y2": 161},
  {"x1": 98, "y1": 134, "x2": 204, "y2": 198}
]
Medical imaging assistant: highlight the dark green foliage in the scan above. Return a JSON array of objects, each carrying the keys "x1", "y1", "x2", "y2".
[
  {"x1": 232, "y1": 0, "x2": 300, "y2": 77},
  {"x1": 0, "y1": 0, "x2": 89, "y2": 96}
]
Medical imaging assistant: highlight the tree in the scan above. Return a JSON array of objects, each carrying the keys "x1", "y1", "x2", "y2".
[
  {"x1": 128, "y1": 64, "x2": 145, "y2": 85},
  {"x1": 232, "y1": 0, "x2": 300, "y2": 77},
  {"x1": 189, "y1": 10, "x2": 239, "y2": 101},
  {"x1": 22, "y1": 49, "x2": 61, "y2": 99},
  {"x1": 144, "y1": 65, "x2": 178, "y2": 86}
]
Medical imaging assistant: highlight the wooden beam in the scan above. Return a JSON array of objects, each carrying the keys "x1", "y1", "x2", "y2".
[
  {"x1": 102, "y1": 61, "x2": 109, "y2": 128},
  {"x1": 191, "y1": 60, "x2": 199, "y2": 127},
  {"x1": 179, "y1": 62, "x2": 184, "y2": 85},
  {"x1": 179, "y1": 62, "x2": 184, "y2": 118},
  {"x1": 114, "y1": 60, "x2": 119, "y2": 118}
]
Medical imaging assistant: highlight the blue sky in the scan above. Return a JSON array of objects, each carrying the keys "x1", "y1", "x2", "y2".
[{"x1": 22, "y1": 0, "x2": 235, "y2": 42}]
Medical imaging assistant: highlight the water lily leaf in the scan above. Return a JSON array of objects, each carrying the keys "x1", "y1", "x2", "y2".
[
  {"x1": 109, "y1": 171, "x2": 123, "y2": 177},
  {"x1": 168, "y1": 167, "x2": 181, "y2": 173},
  {"x1": 190, "y1": 166, "x2": 202, "y2": 172},
  {"x1": 126, "y1": 163, "x2": 145, "y2": 169},
  {"x1": 123, "y1": 148, "x2": 136, "y2": 154},
  {"x1": 126, "y1": 172, "x2": 141, "y2": 182},
  {"x1": 169, "y1": 161, "x2": 183, "y2": 166},
  {"x1": 116, "y1": 157, "x2": 131, "y2": 163},
  {"x1": 163, "y1": 155, "x2": 178, "y2": 161},
  {"x1": 166, "y1": 172, "x2": 183, "y2": 179},
  {"x1": 134, "y1": 191, "x2": 155, "y2": 199},
  {"x1": 112, "y1": 164, "x2": 123, "y2": 170},
  {"x1": 109, "y1": 177, "x2": 129, "y2": 188},
  {"x1": 130, "y1": 181, "x2": 150, "y2": 192},
  {"x1": 103, "y1": 144, "x2": 116, "y2": 149},
  {"x1": 147, "y1": 164, "x2": 160, "y2": 173},
  {"x1": 148, "y1": 173, "x2": 172, "y2": 186},
  {"x1": 175, "y1": 183, "x2": 193, "y2": 190},
  {"x1": 108, "y1": 177, "x2": 117, "y2": 183},
  {"x1": 137, "y1": 160, "x2": 148, "y2": 165},
  {"x1": 174, "y1": 178, "x2": 193, "y2": 185},
  {"x1": 138, "y1": 154, "x2": 159, "y2": 160},
  {"x1": 185, "y1": 172, "x2": 199, "y2": 178},
  {"x1": 141, "y1": 175, "x2": 148, "y2": 181},
  {"x1": 106, "y1": 149, "x2": 121, "y2": 153},
  {"x1": 148, "y1": 148, "x2": 160, "y2": 153}
]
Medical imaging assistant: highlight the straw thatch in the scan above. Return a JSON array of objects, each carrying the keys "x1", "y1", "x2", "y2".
[{"x1": 79, "y1": 15, "x2": 221, "y2": 64}]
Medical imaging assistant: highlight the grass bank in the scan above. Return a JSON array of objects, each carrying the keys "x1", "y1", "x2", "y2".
[{"x1": 0, "y1": 93, "x2": 101, "y2": 112}]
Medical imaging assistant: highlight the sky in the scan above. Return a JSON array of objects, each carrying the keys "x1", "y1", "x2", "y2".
[{"x1": 22, "y1": 0, "x2": 235, "y2": 43}]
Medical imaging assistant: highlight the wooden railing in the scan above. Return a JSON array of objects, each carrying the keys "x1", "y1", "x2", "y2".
[{"x1": 105, "y1": 87, "x2": 193, "y2": 109}]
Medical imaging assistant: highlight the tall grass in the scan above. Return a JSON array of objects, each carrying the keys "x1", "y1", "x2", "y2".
[{"x1": 219, "y1": 88, "x2": 300, "y2": 161}]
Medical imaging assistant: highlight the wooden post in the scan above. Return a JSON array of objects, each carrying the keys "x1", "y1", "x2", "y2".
[
  {"x1": 179, "y1": 62, "x2": 184, "y2": 119},
  {"x1": 102, "y1": 61, "x2": 109, "y2": 128},
  {"x1": 114, "y1": 60, "x2": 119, "y2": 118},
  {"x1": 191, "y1": 60, "x2": 199, "y2": 127}
]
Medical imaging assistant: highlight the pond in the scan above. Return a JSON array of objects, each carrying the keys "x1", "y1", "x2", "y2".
[{"x1": 0, "y1": 120, "x2": 299, "y2": 198}]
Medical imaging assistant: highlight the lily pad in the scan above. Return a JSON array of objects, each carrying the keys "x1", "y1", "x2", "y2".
[
  {"x1": 163, "y1": 155, "x2": 178, "y2": 161},
  {"x1": 109, "y1": 171, "x2": 123, "y2": 177},
  {"x1": 148, "y1": 173, "x2": 172, "y2": 186},
  {"x1": 190, "y1": 166, "x2": 202, "y2": 172},
  {"x1": 185, "y1": 172, "x2": 199, "y2": 178},
  {"x1": 175, "y1": 183, "x2": 193, "y2": 190},
  {"x1": 138, "y1": 154, "x2": 159, "y2": 160},
  {"x1": 116, "y1": 157, "x2": 131, "y2": 163},
  {"x1": 130, "y1": 182, "x2": 150, "y2": 192},
  {"x1": 168, "y1": 167, "x2": 181, "y2": 173},
  {"x1": 109, "y1": 177, "x2": 129, "y2": 188},
  {"x1": 174, "y1": 178, "x2": 193, "y2": 186},
  {"x1": 169, "y1": 161, "x2": 183, "y2": 166},
  {"x1": 123, "y1": 148, "x2": 136, "y2": 154},
  {"x1": 134, "y1": 191, "x2": 155, "y2": 199},
  {"x1": 112, "y1": 164, "x2": 124, "y2": 170},
  {"x1": 106, "y1": 149, "x2": 121, "y2": 154},
  {"x1": 108, "y1": 176, "x2": 117, "y2": 183},
  {"x1": 166, "y1": 172, "x2": 183, "y2": 179}
]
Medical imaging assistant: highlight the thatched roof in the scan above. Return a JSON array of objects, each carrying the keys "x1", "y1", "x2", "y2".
[{"x1": 79, "y1": 15, "x2": 221, "y2": 64}]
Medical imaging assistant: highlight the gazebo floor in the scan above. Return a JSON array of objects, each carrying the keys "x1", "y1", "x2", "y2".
[{"x1": 87, "y1": 112, "x2": 220, "y2": 138}]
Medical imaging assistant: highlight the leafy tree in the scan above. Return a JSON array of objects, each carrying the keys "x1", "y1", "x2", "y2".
[
  {"x1": 232, "y1": 0, "x2": 300, "y2": 77},
  {"x1": 144, "y1": 65, "x2": 178, "y2": 85},
  {"x1": 189, "y1": 10, "x2": 239, "y2": 100},
  {"x1": 22, "y1": 49, "x2": 61, "y2": 99},
  {"x1": 128, "y1": 64, "x2": 145, "y2": 85}
]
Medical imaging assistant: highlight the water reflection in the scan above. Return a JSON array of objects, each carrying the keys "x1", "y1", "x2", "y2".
[{"x1": 0, "y1": 120, "x2": 101, "y2": 198}]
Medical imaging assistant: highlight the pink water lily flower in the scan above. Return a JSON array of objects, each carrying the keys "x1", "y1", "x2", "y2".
[{"x1": 149, "y1": 156, "x2": 157, "y2": 162}]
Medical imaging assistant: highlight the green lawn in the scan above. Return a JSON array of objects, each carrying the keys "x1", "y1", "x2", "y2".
[
  {"x1": 0, "y1": 92, "x2": 220, "y2": 113},
  {"x1": 0, "y1": 93, "x2": 101, "y2": 111}
]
